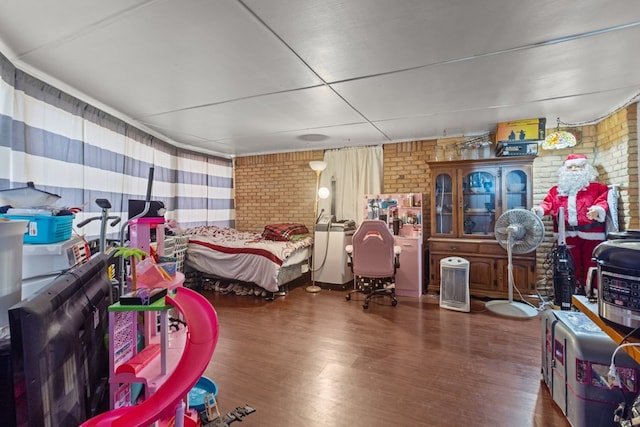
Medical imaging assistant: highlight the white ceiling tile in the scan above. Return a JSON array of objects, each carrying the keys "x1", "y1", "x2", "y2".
[
  {"x1": 243, "y1": 0, "x2": 640, "y2": 82},
  {"x1": 216, "y1": 122, "x2": 387, "y2": 156},
  {"x1": 10, "y1": 0, "x2": 323, "y2": 118},
  {"x1": 332, "y1": 24, "x2": 640, "y2": 122},
  {"x1": 0, "y1": 0, "x2": 639, "y2": 157},
  {"x1": 141, "y1": 85, "x2": 369, "y2": 142},
  {"x1": 0, "y1": 0, "x2": 151, "y2": 56},
  {"x1": 375, "y1": 88, "x2": 638, "y2": 142}
]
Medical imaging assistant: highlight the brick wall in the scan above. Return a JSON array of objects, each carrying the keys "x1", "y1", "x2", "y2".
[
  {"x1": 596, "y1": 103, "x2": 638, "y2": 230},
  {"x1": 233, "y1": 105, "x2": 638, "y2": 287},
  {"x1": 382, "y1": 140, "x2": 433, "y2": 194},
  {"x1": 234, "y1": 150, "x2": 324, "y2": 232},
  {"x1": 531, "y1": 104, "x2": 639, "y2": 285}
]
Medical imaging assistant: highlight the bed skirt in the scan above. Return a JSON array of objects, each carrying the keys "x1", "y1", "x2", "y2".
[{"x1": 185, "y1": 259, "x2": 309, "y2": 300}]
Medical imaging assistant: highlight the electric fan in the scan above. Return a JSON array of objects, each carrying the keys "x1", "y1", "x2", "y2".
[{"x1": 486, "y1": 209, "x2": 545, "y2": 318}]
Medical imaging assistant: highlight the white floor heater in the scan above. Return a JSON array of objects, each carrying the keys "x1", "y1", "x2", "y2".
[{"x1": 439, "y1": 256, "x2": 470, "y2": 312}]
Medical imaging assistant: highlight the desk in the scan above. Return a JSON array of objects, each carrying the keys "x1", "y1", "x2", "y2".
[{"x1": 572, "y1": 295, "x2": 640, "y2": 364}]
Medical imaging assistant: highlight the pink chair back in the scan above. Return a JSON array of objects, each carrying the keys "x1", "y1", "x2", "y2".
[{"x1": 351, "y1": 220, "x2": 396, "y2": 278}]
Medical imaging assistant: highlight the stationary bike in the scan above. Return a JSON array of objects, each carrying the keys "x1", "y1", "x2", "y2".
[{"x1": 77, "y1": 198, "x2": 121, "y2": 254}]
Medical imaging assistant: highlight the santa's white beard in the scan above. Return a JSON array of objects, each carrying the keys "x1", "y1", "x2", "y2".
[{"x1": 558, "y1": 168, "x2": 591, "y2": 195}]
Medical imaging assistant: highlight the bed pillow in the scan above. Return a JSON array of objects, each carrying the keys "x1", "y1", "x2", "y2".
[{"x1": 262, "y1": 223, "x2": 310, "y2": 241}]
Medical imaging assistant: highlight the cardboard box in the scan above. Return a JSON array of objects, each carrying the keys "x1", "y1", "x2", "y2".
[
  {"x1": 495, "y1": 142, "x2": 539, "y2": 157},
  {"x1": 496, "y1": 118, "x2": 546, "y2": 143}
]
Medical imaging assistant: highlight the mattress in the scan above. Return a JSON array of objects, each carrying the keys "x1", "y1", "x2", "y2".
[{"x1": 182, "y1": 226, "x2": 312, "y2": 292}]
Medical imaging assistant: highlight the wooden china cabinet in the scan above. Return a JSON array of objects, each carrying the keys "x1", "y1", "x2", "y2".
[{"x1": 427, "y1": 156, "x2": 536, "y2": 300}]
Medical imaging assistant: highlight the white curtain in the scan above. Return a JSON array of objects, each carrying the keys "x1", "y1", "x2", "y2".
[
  {"x1": 0, "y1": 52, "x2": 234, "y2": 234},
  {"x1": 317, "y1": 146, "x2": 383, "y2": 225}
]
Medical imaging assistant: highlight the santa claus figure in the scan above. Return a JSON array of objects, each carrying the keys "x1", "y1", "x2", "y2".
[{"x1": 532, "y1": 153, "x2": 609, "y2": 286}]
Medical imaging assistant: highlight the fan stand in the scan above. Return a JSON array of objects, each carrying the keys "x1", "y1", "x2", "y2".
[
  {"x1": 485, "y1": 228, "x2": 539, "y2": 318},
  {"x1": 485, "y1": 299, "x2": 539, "y2": 318}
]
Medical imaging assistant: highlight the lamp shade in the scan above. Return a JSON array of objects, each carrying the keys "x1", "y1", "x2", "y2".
[
  {"x1": 309, "y1": 161, "x2": 327, "y2": 172},
  {"x1": 542, "y1": 117, "x2": 577, "y2": 150},
  {"x1": 541, "y1": 130, "x2": 577, "y2": 150}
]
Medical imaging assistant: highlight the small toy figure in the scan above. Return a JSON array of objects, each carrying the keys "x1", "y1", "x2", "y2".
[
  {"x1": 205, "y1": 392, "x2": 219, "y2": 422},
  {"x1": 532, "y1": 153, "x2": 609, "y2": 285},
  {"x1": 138, "y1": 289, "x2": 151, "y2": 305}
]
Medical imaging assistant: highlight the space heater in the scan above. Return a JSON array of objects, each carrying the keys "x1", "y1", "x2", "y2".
[{"x1": 439, "y1": 257, "x2": 470, "y2": 312}]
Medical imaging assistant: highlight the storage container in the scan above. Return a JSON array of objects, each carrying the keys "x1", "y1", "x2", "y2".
[
  {"x1": 0, "y1": 214, "x2": 74, "y2": 244},
  {"x1": 0, "y1": 220, "x2": 28, "y2": 331},
  {"x1": 495, "y1": 141, "x2": 539, "y2": 157},
  {"x1": 541, "y1": 309, "x2": 639, "y2": 427},
  {"x1": 21, "y1": 235, "x2": 88, "y2": 279},
  {"x1": 173, "y1": 235, "x2": 189, "y2": 272},
  {"x1": 0, "y1": 182, "x2": 60, "y2": 208}
]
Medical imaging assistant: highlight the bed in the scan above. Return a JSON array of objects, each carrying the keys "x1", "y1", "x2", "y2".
[{"x1": 181, "y1": 224, "x2": 313, "y2": 299}]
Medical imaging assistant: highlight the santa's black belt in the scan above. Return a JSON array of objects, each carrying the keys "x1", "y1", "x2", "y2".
[{"x1": 565, "y1": 222, "x2": 601, "y2": 232}]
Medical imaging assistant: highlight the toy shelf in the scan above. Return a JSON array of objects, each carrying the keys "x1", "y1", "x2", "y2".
[
  {"x1": 111, "y1": 323, "x2": 187, "y2": 402},
  {"x1": 82, "y1": 286, "x2": 219, "y2": 426},
  {"x1": 109, "y1": 213, "x2": 189, "y2": 409},
  {"x1": 108, "y1": 288, "x2": 186, "y2": 409},
  {"x1": 75, "y1": 203, "x2": 221, "y2": 426}
]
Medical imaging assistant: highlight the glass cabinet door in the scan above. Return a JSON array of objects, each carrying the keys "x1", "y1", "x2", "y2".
[
  {"x1": 434, "y1": 173, "x2": 454, "y2": 235},
  {"x1": 505, "y1": 169, "x2": 528, "y2": 210},
  {"x1": 462, "y1": 170, "x2": 496, "y2": 236}
]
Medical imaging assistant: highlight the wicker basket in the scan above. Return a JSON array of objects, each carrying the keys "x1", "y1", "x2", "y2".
[
  {"x1": 173, "y1": 235, "x2": 189, "y2": 272},
  {"x1": 163, "y1": 237, "x2": 176, "y2": 257}
]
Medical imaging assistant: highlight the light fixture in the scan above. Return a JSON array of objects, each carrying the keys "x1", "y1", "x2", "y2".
[
  {"x1": 541, "y1": 117, "x2": 577, "y2": 150},
  {"x1": 309, "y1": 161, "x2": 328, "y2": 224},
  {"x1": 298, "y1": 134, "x2": 330, "y2": 142},
  {"x1": 307, "y1": 160, "x2": 328, "y2": 293},
  {"x1": 309, "y1": 161, "x2": 327, "y2": 172},
  {"x1": 318, "y1": 186, "x2": 330, "y2": 200}
]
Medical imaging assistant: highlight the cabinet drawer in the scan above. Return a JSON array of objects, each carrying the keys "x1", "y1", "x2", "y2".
[
  {"x1": 395, "y1": 237, "x2": 419, "y2": 252},
  {"x1": 430, "y1": 241, "x2": 478, "y2": 253},
  {"x1": 476, "y1": 242, "x2": 505, "y2": 256}
]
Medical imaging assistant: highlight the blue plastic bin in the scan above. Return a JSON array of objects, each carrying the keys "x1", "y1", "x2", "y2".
[{"x1": 0, "y1": 214, "x2": 74, "y2": 243}]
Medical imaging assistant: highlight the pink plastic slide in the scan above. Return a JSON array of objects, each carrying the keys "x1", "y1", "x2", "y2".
[{"x1": 81, "y1": 287, "x2": 220, "y2": 426}]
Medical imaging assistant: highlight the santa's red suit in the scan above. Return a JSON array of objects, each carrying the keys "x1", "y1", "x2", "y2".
[{"x1": 533, "y1": 154, "x2": 609, "y2": 286}]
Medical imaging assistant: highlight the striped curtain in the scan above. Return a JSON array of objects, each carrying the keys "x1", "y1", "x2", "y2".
[{"x1": 0, "y1": 52, "x2": 234, "y2": 239}]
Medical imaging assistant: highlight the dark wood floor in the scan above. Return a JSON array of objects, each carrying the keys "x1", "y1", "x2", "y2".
[{"x1": 199, "y1": 280, "x2": 570, "y2": 427}]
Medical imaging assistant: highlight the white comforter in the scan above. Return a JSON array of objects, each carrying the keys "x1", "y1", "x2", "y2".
[{"x1": 182, "y1": 226, "x2": 312, "y2": 292}]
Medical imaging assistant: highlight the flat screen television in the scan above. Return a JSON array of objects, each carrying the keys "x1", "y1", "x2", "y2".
[{"x1": 9, "y1": 251, "x2": 116, "y2": 427}]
